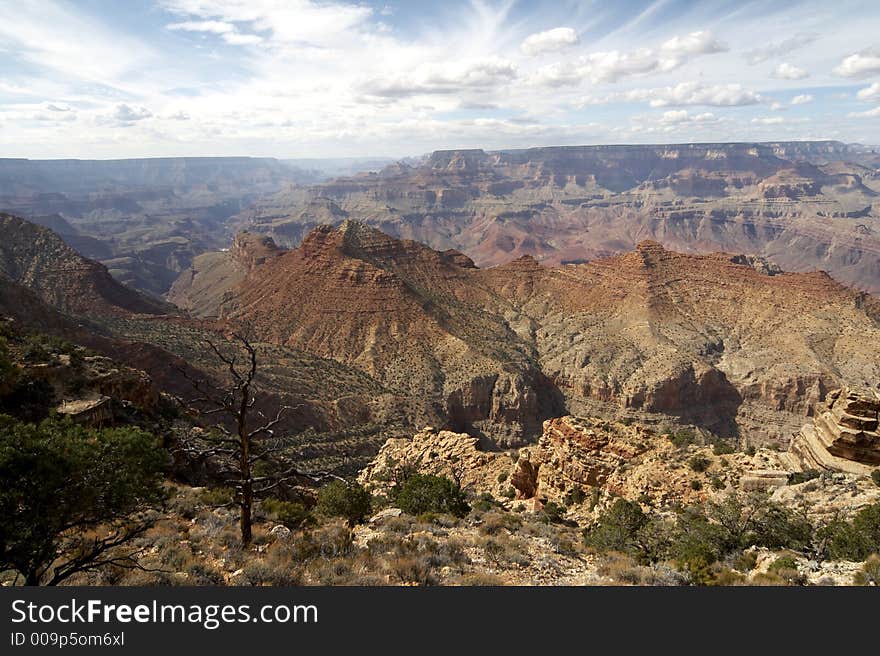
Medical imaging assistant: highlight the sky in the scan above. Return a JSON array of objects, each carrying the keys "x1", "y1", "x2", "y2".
[{"x1": 1, "y1": 0, "x2": 880, "y2": 159}]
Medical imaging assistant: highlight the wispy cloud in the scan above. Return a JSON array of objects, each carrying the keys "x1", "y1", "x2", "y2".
[
  {"x1": 0, "y1": 1, "x2": 878, "y2": 157},
  {"x1": 744, "y1": 32, "x2": 819, "y2": 64}
]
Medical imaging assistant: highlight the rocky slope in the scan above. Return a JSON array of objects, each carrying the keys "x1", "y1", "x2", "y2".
[
  {"x1": 0, "y1": 213, "x2": 170, "y2": 316},
  {"x1": 171, "y1": 221, "x2": 880, "y2": 445},
  {"x1": 239, "y1": 141, "x2": 880, "y2": 293}
]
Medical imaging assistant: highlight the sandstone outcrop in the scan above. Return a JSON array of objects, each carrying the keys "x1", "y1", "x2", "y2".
[
  {"x1": 789, "y1": 387, "x2": 880, "y2": 472},
  {"x1": 360, "y1": 416, "x2": 747, "y2": 510}
]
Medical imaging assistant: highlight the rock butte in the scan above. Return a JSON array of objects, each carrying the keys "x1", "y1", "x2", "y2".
[
  {"x1": 171, "y1": 219, "x2": 880, "y2": 448},
  {"x1": 237, "y1": 141, "x2": 880, "y2": 294}
]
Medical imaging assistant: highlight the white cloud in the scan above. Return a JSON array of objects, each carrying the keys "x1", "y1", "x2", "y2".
[
  {"x1": 520, "y1": 27, "x2": 578, "y2": 56},
  {"x1": 531, "y1": 30, "x2": 725, "y2": 87},
  {"x1": 362, "y1": 58, "x2": 517, "y2": 98},
  {"x1": 834, "y1": 52, "x2": 880, "y2": 78},
  {"x1": 103, "y1": 103, "x2": 153, "y2": 126},
  {"x1": 161, "y1": 0, "x2": 373, "y2": 48},
  {"x1": 751, "y1": 116, "x2": 784, "y2": 125},
  {"x1": 848, "y1": 106, "x2": 880, "y2": 118},
  {"x1": 659, "y1": 110, "x2": 717, "y2": 124},
  {"x1": 791, "y1": 94, "x2": 813, "y2": 105},
  {"x1": 167, "y1": 20, "x2": 235, "y2": 34},
  {"x1": 659, "y1": 31, "x2": 727, "y2": 58},
  {"x1": 856, "y1": 82, "x2": 880, "y2": 101},
  {"x1": 769, "y1": 101, "x2": 785, "y2": 111},
  {"x1": 773, "y1": 62, "x2": 808, "y2": 80},
  {"x1": 167, "y1": 19, "x2": 262, "y2": 45},
  {"x1": 744, "y1": 32, "x2": 819, "y2": 65},
  {"x1": 627, "y1": 82, "x2": 761, "y2": 107},
  {"x1": 222, "y1": 32, "x2": 262, "y2": 45}
]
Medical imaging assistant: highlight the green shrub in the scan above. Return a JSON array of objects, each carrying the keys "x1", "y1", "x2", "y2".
[
  {"x1": 768, "y1": 555, "x2": 799, "y2": 572},
  {"x1": 563, "y1": 487, "x2": 586, "y2": 506},
  {"x1": 690, "y1": 480, "x2": 703, "y2": 491},
  {"x1": 0, "y1": 337, "x2": 16, "y2": 395},
  {"x1": 315, "y1": 481, "x2": 372, "y2": 525},
  {"x1": 393, "y1": 474, "x2": 469, "y2": 518},
  {"x1": 688, "y1": 455, "x2": 711, "y2": 473},
  {"x1": 583, "y1": 499, "x2": 648, "y2": 555},
  {"x1": 471, "y1": 492, "x2": 498, "y2": 512},
  {"x1": 0, "y1": 416, "x2": 167, "y2": 585},
  {"x1": 0, "y1": 375, "x2": 55, "y2": 422},
  {"x1": 711, "y1": 439, "x2": 736, "y2": 456},
  {"x1": 667, "y1": 508, "x2": 728, "y2": 581},
  {"x1": 497, "y1": 471, "x2": 508, "y2": 483},
  {"x1": 788, "y1": 469, "x2": 820, "y2": 485},
  {"x1": 871, "y1": 470, "x2": 880, "y2": 488},
  {"x1": 198, "y1": 486, "x2": 233, "y2": 506},
  {"x1": 669, "y1": 429, "x2": 697, "y2": 448},
  {"x1": 539, "y1": 501, "x2": 567, "y2": 524},
  {"x1": 262, "y1": 498, "x2": 314, "y2": 529},
  {"x1": 749, "y1": 502, "x2": 812, "y2": 551},
  {"x1": 817, "y1": 503, "x2": 880, "y2": 561}
]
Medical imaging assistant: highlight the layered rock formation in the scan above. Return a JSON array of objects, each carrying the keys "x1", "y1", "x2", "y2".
[
  {"x1": 171, "y1": 221, "x2": 880, "y2": 445},
  {"x1": 168, "y1": 231, "x2": 284, "y2": 315},
  {"x1": 360, "y1": 416, "x2": 751, "y2": 510},
  {"x1": 789, "y1": 387, "x2": 880, "y2": 472},
  {"x1": 238, "y1": 141, "x2": 880, "y2": 293},
  {"x1": 0, "y1": 213, "x2": 170, "y2": 317}
]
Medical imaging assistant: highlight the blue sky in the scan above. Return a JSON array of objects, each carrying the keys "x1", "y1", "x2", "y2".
[{"x1": 0, "y1": 0, "x2": 879, "y2": 158}]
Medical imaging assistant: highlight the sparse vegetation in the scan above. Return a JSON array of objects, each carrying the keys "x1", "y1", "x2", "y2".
[
  {"x1": 315, "y1": 481, "x2": 372, "y2": 525},
  {"x1": 0, "y1": 415, "x2": 167, "y2": 585},
  {"x1": 688, "y1": 455, "x2": 711, "y2": 473},
  {"x1": 393, "y1": 474, "x2": 470, "y2": 518}
]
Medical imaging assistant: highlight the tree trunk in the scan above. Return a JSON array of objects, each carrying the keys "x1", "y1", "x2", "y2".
[
  {"x1": 240, "y1": 479, "x2": 253, "y2": 545},
  {"x1": 238, "y1": 389, "x2": 253, "y2": 546}
]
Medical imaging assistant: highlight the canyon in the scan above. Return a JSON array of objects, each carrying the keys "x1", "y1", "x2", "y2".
[{"x1": 240, "y1": 141, "x2": 880, "y2": 294}]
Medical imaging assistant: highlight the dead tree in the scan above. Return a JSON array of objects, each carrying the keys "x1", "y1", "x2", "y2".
[{"x1": 174, "y1": 333, "x2": 339, "y2": 545}]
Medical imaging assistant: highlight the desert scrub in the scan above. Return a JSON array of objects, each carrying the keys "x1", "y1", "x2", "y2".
[
  {"x1": 788, "y1": 470, "x2": 820, "y2": 485},
  {"x1": 261, "y1": 498, "x2": 315, "y2": 529},
  {"x1": 668, "y1": 429, "x2": 697, "y2": 448},
  {"x1": 583, "y1": 499, "x2": 648, "y2": 556},
  {"x1": 478, "y1": 534, "x2": 531, "y2": 568},
  {"x1": 453, "y1": 572, "x2": 507, "y2": 586},
  {"x1": 198, "y1": 486, "x2": 234, "y2": 507},
  {"x1": 393, "y1": 474, "x2": 470, "y2": 517},
  {"x1": 853, "y1": 554, "x2": 880, "y2": 585},
  {"x1": 271, "y1": 521, "x2": 356, "y2": 564},
  {"x1": 315, "y1": 480, "x2": 372, "y2": 525},
  {"x1": 241, "y1": 559, "x2": 301, "y2": 586},
  {"x1": 478, "y1": 511, "x2": 522, "y2": 535},
  {"x1": 688, "y1": 455, "x2": 711, "y2": 473}
]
